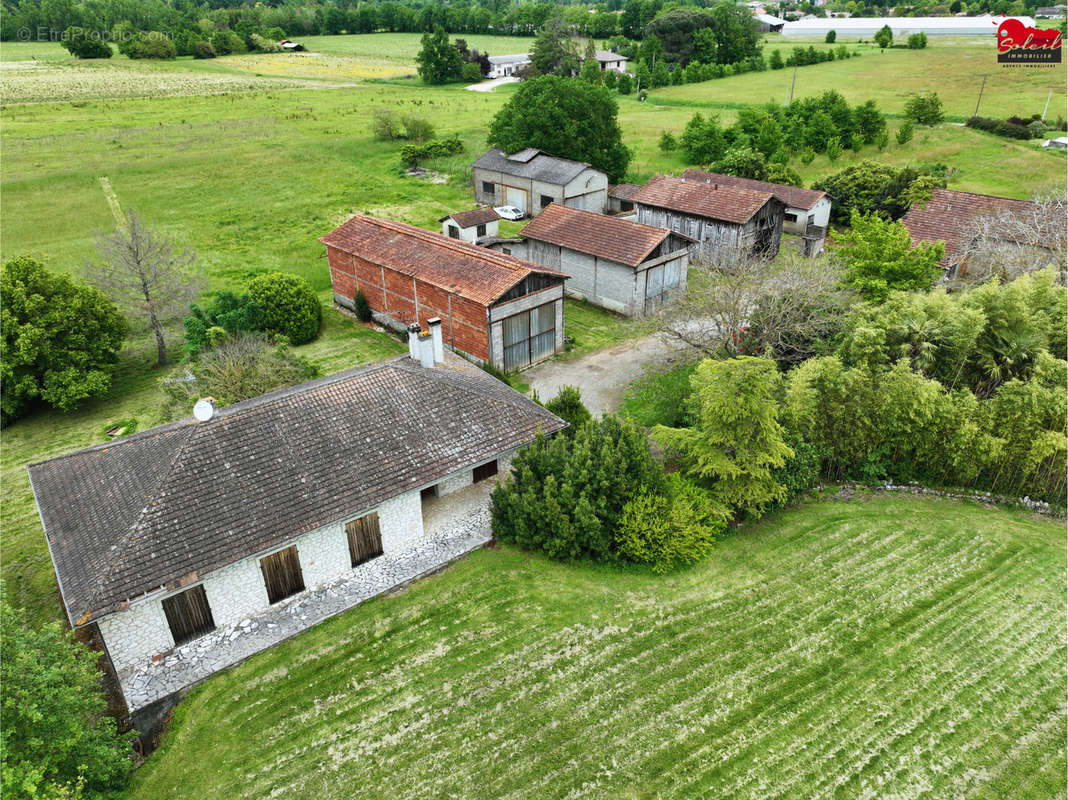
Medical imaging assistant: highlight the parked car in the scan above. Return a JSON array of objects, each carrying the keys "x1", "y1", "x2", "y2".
[{"x1": 493, "y1": 205, "x2": 525, "y2": 221}]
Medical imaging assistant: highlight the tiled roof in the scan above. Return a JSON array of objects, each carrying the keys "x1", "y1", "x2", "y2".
[
  {"x1": 29, "y1": 357, "x2": 566, "y2": 625},
  {"x1": 519, "y1": 203, "x2": 674, "y2": 268},
  {"x1": 442, "y1": 207, "x2": 499, "y2": 229},
  {"x1": 901, "y1": 188, "x2": 1039, "y2": 265},
  {"x1": 594, "y1": 50, "x2": 628, "y2": 62},
  {"x1": 608, "y1": 183, "x2": 641, "y2": 200},
  {"x1": 632, "y1": 174, "x2": 776, "y2": 225},
  {"x1": 471, "y1": 148, "x2": 598, "y2": 186},
  {"x1": 680, "y1": 169, "x2": 827, "y2": 211},
  {"x1": 487, "y1": 54, "x2": 531, "y2": 64},
  {"x1": 320, "y1": 215, "x2": 567, "y2": 306}
]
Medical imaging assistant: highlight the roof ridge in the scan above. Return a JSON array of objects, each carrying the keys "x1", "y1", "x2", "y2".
[
  {"x1": 392, "y1": 359, "x2": 563, "y2": 420},
  {"x1": 930, "y1": 187, "x2": 1036, "y2": 204}
]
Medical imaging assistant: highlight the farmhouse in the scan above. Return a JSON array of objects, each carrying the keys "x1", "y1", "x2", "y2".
[
  {"x1": 472, "y1": 148, "x2": 609, "y2": 216},
  {"x1": 27, "y1": 346, "x2": 566, "y2": 714},
  {"x1": 590, "y1": 50, "x2": 629, "y2": 73},
  {"x1": 631, "y1": 174, "x2": 785, "y2": 263},
  {"x1": 681, "y1": 168, "x2": 830, "y2": 249},
  {"x1": 440, "y1": 206, "x2": 499, "y2": 243},
  {"x1": 486, "y1": 54, "x2": 530, "y2": 78},
  {"x1": 901, "y1": 187, "x2": 1043, "y2": 277},
  {"x1": 492, "y1": 203, "x2": 693, "y2": 316},
  {"x1": 322, "y1": 215, "x2": 568, "y2": 371}
]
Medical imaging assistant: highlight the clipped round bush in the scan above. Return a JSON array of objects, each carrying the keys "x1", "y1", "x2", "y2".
[
  {"x1": 247, "y1": 272, "x2": 321, "y2": 345},
  {"x1": 192, "y1": 40, "x2": 216, "y2": 59}
]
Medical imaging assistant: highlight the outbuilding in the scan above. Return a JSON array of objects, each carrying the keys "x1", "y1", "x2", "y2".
[
  {"x1": 486, "y1": 54, "x2": 530, "y2": 78},
  {"x1": 322, "y1": 214, "x2": 569, "y2": 371},
  {"x1": 472, "y1": 148, "x2": 609, "y2": 217},
  {"x1": 631, "y1": 174, "x2": 785, "y2": 263},
  {"x1": 755, "y1": 13, "x2": 786, "y2": 32},
  {"x1": 608, "y1": 183, "x2": 641, "y2": 214},
  {"x1": 591, "y1": 50, "x2": 629, "y2": 73},
  {"x1": 440, "y1": 207, "x2": 500, "y2": 243},
  {"x1": 491, "y1": 203, "x2": 694, "y2": 316},
  {"x1": 28, "y1": 348, "x2": 565, "y2": 716}
]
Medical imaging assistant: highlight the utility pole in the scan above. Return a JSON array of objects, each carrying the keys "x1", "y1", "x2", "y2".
[
  {"x1": 973, "y1": 75, "x2": 986, "y2": 118},
  {"x1": 788, "y1": 64, "x2": 797, "y2": 103},
  {"x1": 1042, "y1": 89, "x2": 1052, "y2": 122}
]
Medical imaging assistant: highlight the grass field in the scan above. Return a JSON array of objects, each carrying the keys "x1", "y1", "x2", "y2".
[
  {"x1": 123, "y1": 495, "x2": 1066, "y2": 799},
  {"x1": 1, "y1": 32, "x2": 1065, "y2": 625}
]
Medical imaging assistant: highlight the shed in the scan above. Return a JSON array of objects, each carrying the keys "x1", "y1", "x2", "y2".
[
  {"x1": 495, "y1": 203, "x2": 694, "y2": 316},
  {"x1": 322, "y1": 215, "x2": 569, "y2": 371},
  {"x1": 608, "y1": 182, "x2": 641, "y2": 214},
  {"x1": 472, "y1": 148, "x2": 609, "y2": 216},
  {"x1": 591, "y1": 50, "x2": 629, "y2": 73},
  {"x1": 440, "y1": 207, "x2": 500, "y2": 243},
  {"x1": 756, "y1": 13, "x2": 786, "y2": 32},
  {"x1": 486, "y1": 53, "x2": 530, "y2": 78},
  {"x1": 631, "y1": 175, "x2": 785, "y2": 263},
  {"x1": 28, "y1": 351, "x2": 565, "y2": 713},
  {"x1": 1042, "y1": 136, "x2": 1068, "y2": 149}
]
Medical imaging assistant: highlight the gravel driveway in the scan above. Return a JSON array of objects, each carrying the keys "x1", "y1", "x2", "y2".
[
  {"x1": 524, "y1": 333, "x2": 687, "y2": 417},
  {"x1": 465, "y1": 77, "x2": 519, "y2": 92}
]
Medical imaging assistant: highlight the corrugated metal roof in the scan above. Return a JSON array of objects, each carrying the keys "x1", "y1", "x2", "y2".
[
  {"x1": 320, "y1": 215, "x2": 568, "y2": 306},
  {"x1": 520, "y1": 203, "x2": 673, "y2": 268},
  {"x1": 680, "y1": 169, "x2": 826, "y2": 211},
  {"x1": 632, "y1": 175, "x2": 775, "y2": 225},
  {"x1": 471, "y1": 148, "x2": 598, "y2": 186}
]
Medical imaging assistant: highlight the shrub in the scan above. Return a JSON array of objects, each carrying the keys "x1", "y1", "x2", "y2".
[
  {"x1": 125, "y1": 31, "x2": 177, "y2": 59},
  {"x1": 250, "y1": 33, "x2": 283, "y2": 53},
  {"x1": 400, "y1": 114, "x2": 435, "y2": 142},
  {"x1": 60, "y1": 28, "x2": 112, "y2": 58},
  {"x1": 874, "y1": 24, "x2": 893, "y2": 49},
  {"x1": 192, "y1": 40, "x2": 216, "y2": 58},
  {"x1": 209, "y1": 30, "x2": 244, "y2": 56},
  {"x1": 353, "y1": 289, "x2": 373, "y2": 322},
  {"x1": 1027, "y1": 119, "x2": 1048, "y2": 139},
  {"x1": 658, "y1": 131, "x2": 678, "y2": 152},
  {"x1": 1, "y1": 589, "x2": 135, "y2": 798},
  {"x1": 616, "y1": 72, "x2": 633, "y2": 94},
  {"x1": 896, "y1": 120, "x2": 914, "y2": 145},
  {"x1": 373, "y1": 110, "x2": 405, "y2": 140},
  {"x1": 825, "y1": 137, "x2": 843, "y2": 162},
  {"x1": 964, "y1": 116, "x2": 1032, "y2": 140},
  {"x1": 542, "y1": 385, "x2": 593, "y2": 435},
  {"x1": 461, "y1": 61, "x2": 483, "y2": 82},
  {"x1": 183, "y1": 291, "x2": 265, "y2": 358},
  {"x1": 907, "y1": 32, "x2": 928, "y2": 49},
  {"x1": 825, "y1": 30, "x2": 837, "y2": 43},
  {"x1": 246, "y1": 272, "x2": 321, "y2": 345},
  {"x1": 769, "y1": 49, "x2": 784, "y2": 69},
  {"x1": 876, "y1": 130, "x2": 889, "y2": 150},
  {"x1": 400, "y1": 136, "x2": 464, "y2": 167},
  {"x1": 904, "y1": 92, "x2": 943, "y2": 126},
  {"x1": 603, "y1": 69, "x2": 619, "y2": 89},
  {"x1": 1, "y1": 256, "x2": 127, "y2": 424},
  {"x1": 616, "y1": 475, "x2": 723, "y2": 573}
]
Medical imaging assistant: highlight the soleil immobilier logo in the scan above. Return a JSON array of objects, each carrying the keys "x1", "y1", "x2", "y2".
[{"x1": 996, "y1": 17, "x2": 1062, "y2": 64}]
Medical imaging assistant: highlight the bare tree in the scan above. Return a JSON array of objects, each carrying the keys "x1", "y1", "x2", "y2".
[
  {"x1": 956, "y1": 191, "x2": 1067, "y2": 285},
  {"x1": 89, "y1": 211, "x2": 202, "y2": 367},
  {"x1": 654, "y1": 250, "x2": 854, "y2": 366}
]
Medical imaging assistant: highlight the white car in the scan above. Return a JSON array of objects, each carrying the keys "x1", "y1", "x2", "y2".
[{"x1": 493, "y1": 205, "x2": 525, "y2": 221}]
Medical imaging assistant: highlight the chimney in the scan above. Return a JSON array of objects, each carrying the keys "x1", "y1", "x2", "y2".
[
  {"x1": 427, "y1": 317, "x2": 444, "y2": 363},
  {"x1": 418, "y1": 332, "x2": 434, "y2": 368},
  {"x1": 407, "y1": 323, "x2": 421, "y2": 360},
  {"x1": 714, "y1": 183, "x2": 718, "y2": 190}
]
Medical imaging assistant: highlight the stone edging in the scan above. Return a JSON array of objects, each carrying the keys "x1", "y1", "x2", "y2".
[{"x1": 834, "y1": 481, "x2": 1063, "y2": 519}]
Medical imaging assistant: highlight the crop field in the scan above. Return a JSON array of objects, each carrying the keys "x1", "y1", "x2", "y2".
[{"x1": 123, "y1": 495, "x2": 1066, "y2": 799}]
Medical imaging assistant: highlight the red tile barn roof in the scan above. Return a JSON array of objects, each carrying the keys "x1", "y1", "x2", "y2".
[
  {"x1": 631, "y1": 175, "x2": 777, "y2": 225},
  {"x1": 680, "y1": 169, "x2": 828, "y2": 211},
  {"x1": 519, "y1": 204, "x2": 675, "y2": 268},
  {"x1": 320, "y1": 215, "x2": 568, "y2": 306},
  {"x1": 442, "y1": 207, "x2": 499, "y2": 229}
]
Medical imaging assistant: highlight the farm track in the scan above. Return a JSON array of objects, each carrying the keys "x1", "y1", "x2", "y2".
[{"x1": 126, "y1": 496, "x2": 1066, "y2": 800}]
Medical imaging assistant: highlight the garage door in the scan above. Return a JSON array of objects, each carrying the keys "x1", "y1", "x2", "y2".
[
  {"x1": 505, "y1": 186, "x2": 527, "y2": 215},
  {"x1": 502, "y1": 303, "x2": 555, "y2": 371}
]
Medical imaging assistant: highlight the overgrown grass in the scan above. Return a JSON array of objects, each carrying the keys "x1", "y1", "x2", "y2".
[
  {"x1": 620, "y1": 359, "x2": 699, "y2": 428},
  {"x1": 561, "y1": 298, "x2": 645, "y2": 359},
  {"x1": 124, "y1": 495, "x2": 1066, "y2": 799}
]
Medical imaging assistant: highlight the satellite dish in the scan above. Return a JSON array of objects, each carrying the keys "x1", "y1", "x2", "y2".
[{"x1": 193, "y1": 399, "x2": 215, "y2": 422}]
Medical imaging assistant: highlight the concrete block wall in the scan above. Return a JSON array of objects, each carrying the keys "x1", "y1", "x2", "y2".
[
  {"x1": 437, "y1": 469, "x2": 473, "y2": 496},
  {"x1": 99, "y1": 489, "x2": 424, "y2": 672}
]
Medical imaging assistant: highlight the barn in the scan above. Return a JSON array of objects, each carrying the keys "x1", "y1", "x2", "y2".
[
  {"x1": 472, "y1": 148, "x2": 609, "y2": 217},
  {"x1": 494, "y1": 203, "x2": 694, "y2": 316},
  {"x1": 322, "y1": 215, "x2": 569, "y2": 372},
  {"x1": 631, "y1": 174, "x2": 785, "y2": 263}
]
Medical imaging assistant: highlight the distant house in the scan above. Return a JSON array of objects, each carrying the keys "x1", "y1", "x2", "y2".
[
  {"x1": 590, "y1": 50, "x2": 629, "y2": 73},
  {"x1": 901, "y1": 187, "x2": 1043, "y2": 278},
  {"x1": 489, "y1": 203, "x2": 694, "y2": 316},
  {"x1": 440, "y1": 207, "x2": 499, "y2": 243},
  {"x1": 29, "y1": 349, "x2": 564, "y2": 717},
  {"x1": 608, "y1": 183, "x2": 641, "y2": 214},
  {"x1": 1036, "y1": 5, "x2": 1066, "y2": 17},
  {"x1": 681, "y1": 169, "x2": 830, "y2": 249},
  {"x1": 631, "y1": 174, "x2": 785, "y2": 263},
  {"x1": 278, "y1": 39, "x2": 306, "y2": 51},
  {"x1": 322, "y1": 214, "x2": 569, "y2": 371},
  {"x1": 755, "y1": 13, "x2": 787, "y2": 32},
  {"x1": 472, "y1": 148, "x2": 609, "y2": 216},
  {"x1": 1042, "y1": 136, "x2": 1068, "y2": 150},
  {"x1": 486, "y1": 54, "x2": 530, "y2": 78}
]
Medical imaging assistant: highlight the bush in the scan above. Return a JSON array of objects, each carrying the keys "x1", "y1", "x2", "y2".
[
  {"x1": 60, "y1": 28, "x2": 112, "y2": 58},
  {"x1": 896, "y1": 120, "x2": 914, "y2": 145},
  {"x1": 658, "y1": 130, "x2": 678, "y2": 152},
  {"x1": 825, "y1": 137, "x2": 843, "y2": 162},
  {"x1": 250, "y1": 33, "x2": 283, "y2": 53},
  {"x1": 373, "y1": 110, "x2": 405, "y2": 140},
  {"x1": 874, "y1": 24, "x2": 893, "y2": 49},
  {"x1": 491, "y1": 415, "x2": 666, "y2": 562},
  {"x1": 1, "y1": 256, "x2": 127, "y2": 424},
  {"x1": 617, "y1": 72, "x2": 633, "y2": 94},
  {"x1": 965, "y1": 116, "x2": 1032, "y2": 140},
  {"x1": 209, "y1": 29, "x2": 244, "y2": 56},
  {"x1": 1027, "y1": 119, "x2": 1048, "y2": 139},
  {"x1": 542, "y1": 385, "x2": 593, "y2": 435},
  {"x1": 904, "y1": 92, "x2": 943, "y2": 126},
  {"x1": 353, "y1": 289, "x2": 373, "y2": 322},
  {"x1": 125, "y1": 31, "x2": 177, "y2": 59},
  {"x1": 616, "y1": 475, "x2": 723, "y2": 573},
  {"x1": 461, "y1": 61, "x2": 483, "y2": 82},
  {"x1": 400, "y1": 114, "x2": 435, "y2": 142},
  {"x1": 183, "y1": 291, "x2": 265, "y2": 358},
  {"x1": 825, "y1": 30, "x2": 837, "y2": 43},
  {"x1": 907, "y1": 32, "x2": 928, "y2": 49},
  {"x1": 246, "y1": 272, "x2": 321, "y2": 345},
  {"x1": 769, "y1": 49, "x2": 785, "y2": 69},
  {"x1": 1, "y1": 590, "x2": 135, "y2": 798},
  {"x1": 400, "y1": 136, "x2": 464, "y2": 167},
  {"x1": 192, "y1": 40, "x2": 216, "y2": 58}
]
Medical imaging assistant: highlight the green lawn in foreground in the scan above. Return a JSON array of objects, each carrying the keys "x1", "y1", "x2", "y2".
[{"x1": 124, "y1": 495, "x2": 1067, "y2": 799}]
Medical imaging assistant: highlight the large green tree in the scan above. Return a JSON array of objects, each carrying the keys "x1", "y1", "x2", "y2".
[
  {"x1": 654, "y1": 357, "x2": 793, "y2": 517},
  {"x1": 708, "y1": 1, "x2": 760, "y2": 65},
  {"x1": 530, "y1": 13, "x2": 578, "y2": 76},
  {"x1": 1, "y1": 256, "x2": 127, "y2": 425},
  {"x1": 415, "y1": 25, "x2": 463, "y2": 84},
  {"x1": 487, "y1": 75, "x2": 631, "y2": 182},
  {"x1": 645, "y1": 7, "x2": 714, "y2": 65},
  {"x1": 840, "y1": 210, "x2": 945, "y2": 302},
  {"x1": 1, "y1": 589, "x2": 135, "y2": 799}
]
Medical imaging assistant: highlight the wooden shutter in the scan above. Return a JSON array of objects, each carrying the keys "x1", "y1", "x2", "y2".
[
  {"x1": 347, "y1": 513, "x2": 384, "y2": 567},
  {"x1": 473, "y1": 460, "x2": 498, "y2": 483},
  {"x1": 162, "y1": 584, "x2": 215, "y2": 646},
  {"x1": 260, "y1": 546, "x2": 305, "y2": 604}
]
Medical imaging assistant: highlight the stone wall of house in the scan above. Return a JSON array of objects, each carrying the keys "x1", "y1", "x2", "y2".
[{"x1": 99, "y1": 489, "x2": 424, "y2": 672}]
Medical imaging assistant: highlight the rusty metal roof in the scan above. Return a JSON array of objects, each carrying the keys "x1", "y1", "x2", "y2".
[
  {"x1": 632, "y1": 175, "x2": 776, "y2": 225},
  {"x1": 520, "y1": 203, "x2": 675, "y2": 268},
  {"x1": 320, "y1": 215, "x2": 568, "y2": 306},
  {"x1": 680, "y1": 169, "x2": 827, "y2": 211}
]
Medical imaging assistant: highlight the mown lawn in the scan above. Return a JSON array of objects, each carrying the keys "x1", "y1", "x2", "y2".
[{"x1": 124, "y1": 495, "x2": 1066, "y2": 799}]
